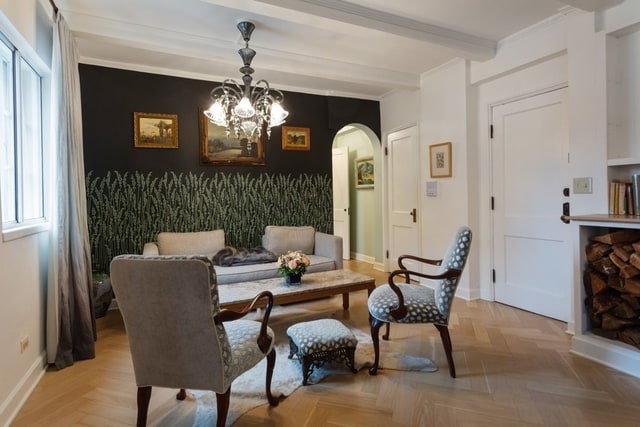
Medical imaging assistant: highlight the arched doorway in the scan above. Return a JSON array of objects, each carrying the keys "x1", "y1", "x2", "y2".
[{"x1": 332, "y1": 124, "x2": 383, "y2": 269}]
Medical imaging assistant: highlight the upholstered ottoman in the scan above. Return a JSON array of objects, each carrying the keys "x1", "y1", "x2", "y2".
[{"x1": 286, "y1": 318, "x2": 357, "y2": 385}]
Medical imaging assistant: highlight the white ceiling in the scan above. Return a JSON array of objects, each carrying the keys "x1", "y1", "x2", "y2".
[{"x1": 53, "y1": 0, "x2": 621, "y2": 99}]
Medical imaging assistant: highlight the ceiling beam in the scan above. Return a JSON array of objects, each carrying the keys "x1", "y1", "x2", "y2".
[
  {"x1": 561, "y1": 0, "x2": 622, "y2": 12},
  {"x1": 257, "y1": 0, "x2": 496, "y2": 60}
]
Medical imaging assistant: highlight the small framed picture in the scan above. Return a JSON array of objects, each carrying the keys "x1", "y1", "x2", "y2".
[
  {"x1": 355, "y1": 156, "x2": 374, "y2": 189},
  {"x1": 282, "y1": 126, "x2": 310, "y2": 151},
  {"x1": 133, "y1": 112, "x2": 178, "y2": 149},
  {"x1": 429, "y1": 142, "x2": 452, "y2": 178}
]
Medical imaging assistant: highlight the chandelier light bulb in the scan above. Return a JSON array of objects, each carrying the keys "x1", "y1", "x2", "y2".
[
  {"x1": 269, "y1": 101, "x2": 288, "y2": 127},
  {"x1": 204, "y1": 99, "x2": 227, "y2": 126},
  {"x1": 234, "y1": 96, "x2": 256, "y2": 118}
]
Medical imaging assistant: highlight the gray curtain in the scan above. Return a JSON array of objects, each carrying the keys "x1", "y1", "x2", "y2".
[{"x1": 46, "y1": 12, "x2": 96, "y2": 368}]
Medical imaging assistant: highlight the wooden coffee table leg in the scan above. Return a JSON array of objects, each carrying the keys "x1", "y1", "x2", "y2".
[{"x1": 342, "y1": 293, "x2": 350, "y2": 310}]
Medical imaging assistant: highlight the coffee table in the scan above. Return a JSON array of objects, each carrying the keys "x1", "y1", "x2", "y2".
[{"x1": 218, "y1": 269, "x2": 376, "y2": 311}]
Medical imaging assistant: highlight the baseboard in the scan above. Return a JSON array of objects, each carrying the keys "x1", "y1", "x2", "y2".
[
  {"x1": 416, "y1": 281, "x2": 480, "y2": 301},
  {"x1": 454, "y1": 285, "x2": 481, "y2": 301},
  {"x1": 350, "y1": 252, "x2": 376, "y2": 264},
  {"x1": 349, "y1": 253, "x2": 385, "y2": 273},
  {"x1": 0, "y1": 352, "x2": 47, "y2": 427}
]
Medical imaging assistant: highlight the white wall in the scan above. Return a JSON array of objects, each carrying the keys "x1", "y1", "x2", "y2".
[
  {"x1": 0, "y1": 1, "x2": 52, "y2": 426},
  {"x1": 419, "y1": 59, "x2": 475, "y2": 298},
  {"x1": 379, "y1": 89, "x2": 420, "y2": 134},
  {"x1": 380, "y1": 4, "x2": 640, "y2": 305}
]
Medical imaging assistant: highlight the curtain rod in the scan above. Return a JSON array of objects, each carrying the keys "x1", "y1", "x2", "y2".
[{"x1": 49, "y1": 0, "x2": 58, "y2": 14}]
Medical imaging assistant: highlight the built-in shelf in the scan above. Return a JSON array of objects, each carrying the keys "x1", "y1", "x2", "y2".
[
  {"x1": 568, "y1": 213, "x2": 640, "y2": 224},
  {"x1": 570, "y1": 216, "x2": 640, "y2": 378},
  {"x1": 607, "y1": 157, "x2": 640, "y2": 167}
]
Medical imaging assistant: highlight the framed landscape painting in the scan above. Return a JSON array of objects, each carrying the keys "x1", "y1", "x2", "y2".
[
  {"x1": 355, "y1": 156, "x2": 374, "y2": 189},
  {"x1": 282, "y1": 126, "x2": 310, "y2": 151},
  {"x1": 199, "y1": 109, "x2": 265, "y2": 166},
  {"x1": 133, "y1": 112, "x2": 178, "y2": 149}
]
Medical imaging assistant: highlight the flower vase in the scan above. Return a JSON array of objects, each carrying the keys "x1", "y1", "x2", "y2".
[{"x1": 285, "y1": 273, "x2": 302, "y2": 285}]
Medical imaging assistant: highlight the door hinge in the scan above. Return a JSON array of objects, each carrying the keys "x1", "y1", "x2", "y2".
[
  {"x1": 386, "y1": 250, "x2": 389, "y2": 259},
  {"x1": 491, "y1": 196, "x2": 495, "y2": 210},
  {"x1": 489, "y1": 124, "x2": 494, "y2": 139},
  {"x1": 492, "y1": 269, "x2": 496, "y2": 283},
  {"x1": 384, "y1": 147, "x2": 388, "y2": 156}
]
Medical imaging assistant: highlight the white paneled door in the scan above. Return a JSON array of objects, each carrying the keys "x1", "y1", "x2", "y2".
[
  {"x1": 491, "y1": 87, "x2": 571, "y2": 321},
  {"x1": 387, "y1": 127, "x2": 421, "y2": 272},
  {"x1": 332, "y1": 146, "x2": 350, "y2": 259}
]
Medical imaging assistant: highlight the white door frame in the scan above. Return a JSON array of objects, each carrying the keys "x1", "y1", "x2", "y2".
[
  {"x1": 382, "y1": 123, "x2": 421, "y2": 273},
  {"x1": 485, "y1": 83, "x2": 569, "y2": 303},
  {"x1": 332, "y1": 146, "x2": 350, "y2": 259},
  {"x1": 489, "y1": 84, "x2": 570, "y2": 321}
]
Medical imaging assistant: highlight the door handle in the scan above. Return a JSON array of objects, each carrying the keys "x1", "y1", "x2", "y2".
[
  {"x1": 561, "y1": 202, "x2": 570, "y2": 224},
  {"x1": 410, "y1": 208, "x2": 417, "y2": 223}
]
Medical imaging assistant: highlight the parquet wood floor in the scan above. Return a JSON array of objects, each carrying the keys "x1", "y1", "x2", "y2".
[{"x1": 12, "y1": 260, "x2": 640, "y2": 426}]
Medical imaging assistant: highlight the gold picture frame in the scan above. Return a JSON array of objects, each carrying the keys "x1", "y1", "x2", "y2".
[
  {"x1": 429, "y1": 142, "x2": 452, "y2": 178},
  {"x1": 133, "y1": 112, "x2": 178, "y2": 149},
  {"x1": 199, "y1": 109, "x2": 265, "y2": 166},
  {"x1": 355, "y1": 156, "x2": 374, "y2": 189},
  {"x1": 282, "y1": 126, "x2": 310, "y2": 151}
]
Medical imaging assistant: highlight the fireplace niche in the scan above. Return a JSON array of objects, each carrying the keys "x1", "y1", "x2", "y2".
[
  {"x1": 583, "y1": 229, "x2": 640, "y2": 350},
  {"x1": 570, "y1": 215, "x2": 640, "y2": 378}
]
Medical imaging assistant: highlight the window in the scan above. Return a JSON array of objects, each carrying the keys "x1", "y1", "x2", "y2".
[{"x1": 0, "y1": 35, "x2": 45, "y2": 236}]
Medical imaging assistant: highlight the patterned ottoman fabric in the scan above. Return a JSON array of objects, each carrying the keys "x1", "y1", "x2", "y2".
[{"x1": 286, "y1": 319, "x2": 357, "y2": 385}]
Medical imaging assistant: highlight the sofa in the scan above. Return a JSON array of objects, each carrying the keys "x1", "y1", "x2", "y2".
[{"x1": 142, "y1": 226, "x2": 343, "y2": 285}]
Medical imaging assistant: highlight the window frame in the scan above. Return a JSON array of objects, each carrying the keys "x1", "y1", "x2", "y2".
[{"x1": 0, "y1": 20, "x2": 51, "y2": 242}]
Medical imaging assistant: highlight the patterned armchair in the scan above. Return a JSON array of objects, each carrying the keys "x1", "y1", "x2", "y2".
[
  {"x1": 367, "y1": 226, "x2": 472, "y2": 377},
  {"x1": 109, "y1": 255, "x2": 279, "y2": 427}
]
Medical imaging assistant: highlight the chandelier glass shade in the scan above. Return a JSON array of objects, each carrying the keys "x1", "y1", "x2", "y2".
[{"x1": 204, "y1": 21, "x2": 288, "y2": 140}]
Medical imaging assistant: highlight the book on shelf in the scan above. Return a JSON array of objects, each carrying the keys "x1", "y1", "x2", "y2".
[
  {"x1": 633, "y1": 174, "x2": 640, "y2": 216},
  {"x1": 608, "y1": 180, "x2": 634, "y2": 215}
]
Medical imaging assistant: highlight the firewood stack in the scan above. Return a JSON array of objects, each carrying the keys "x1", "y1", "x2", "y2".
[{"x1": 584, "y1": 229, "x2": 640, "y2": 350}]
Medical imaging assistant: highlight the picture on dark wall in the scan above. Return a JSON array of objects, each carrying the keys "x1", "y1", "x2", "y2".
[
  {"x1": 133, "y1": 112, "x2": 178, "y2": 149},
  {"x1": 199, "y1": 109, "x2": 265, "y2": 166},
  {"x1": 355, "y1": 156, "x2": 374, "y2": 189},
  {"x1": 282, "y1": 126, "x2": 310, "y2": 151}
]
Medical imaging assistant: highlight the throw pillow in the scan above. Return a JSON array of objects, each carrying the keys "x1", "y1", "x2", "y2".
[{"x1": 212, "y1": 246, "x2": 278, "y2": 266}]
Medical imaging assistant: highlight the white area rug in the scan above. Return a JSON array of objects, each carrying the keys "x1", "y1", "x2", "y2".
[{"x1": 185, "y1": 306, "x2": 437, "y2": 426}]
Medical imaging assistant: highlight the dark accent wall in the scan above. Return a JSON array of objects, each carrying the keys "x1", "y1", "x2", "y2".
[
  {"x1": 79, "y1": 65, "x2": 380, "y2": 176},
  {"x1": 79, "y1": 64, "x2": 380, "y2": 271}
]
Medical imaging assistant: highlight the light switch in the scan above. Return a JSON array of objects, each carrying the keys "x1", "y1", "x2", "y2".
[
  {"x1": 426, "y1": 181, "x2": 437, "y2": 197},
  {"x1": 573, "y1": 177, "x2": 592, "y2": 194}
]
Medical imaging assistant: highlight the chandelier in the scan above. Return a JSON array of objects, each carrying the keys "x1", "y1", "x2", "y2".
[{"x1": 204, "y1": 21, "x2": 288, "y2": 140}]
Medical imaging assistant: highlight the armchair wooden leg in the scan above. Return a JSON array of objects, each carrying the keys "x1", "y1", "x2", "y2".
[
  {"x1": 265, "y1": 348, "x2": 279, "y2": 406},
  {"x1": 176, "y1": 388, "x2": 186, "y2": 400},
  {"x1": 136, "y1": 386, "x2": 152, "y2": 427},
  {"x1": 435, "y1": 324, "x2": 456, "y2": 378},
  {"x1": 369, "y1": 317, "x2": 385, "y2": 375},
  {"x1": 383, "y1": 322, "x2": 391, "y2": 340},
  {"x1": 215, "y1": 388, "x2": 231, "y2": 427}
]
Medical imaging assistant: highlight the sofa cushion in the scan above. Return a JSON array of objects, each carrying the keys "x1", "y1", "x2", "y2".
[
  {"x1": 212, "y1": 246, "x2": 277, "y2": 267},
  {"x1": 262, "y1": 226, "x2": 315, "y2": 256},
  {"x1": 157, "y1": 230, "x2": 225, "y2": 259}
]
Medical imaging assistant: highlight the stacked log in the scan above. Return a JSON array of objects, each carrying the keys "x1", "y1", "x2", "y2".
[{"x1": 584, "y1": 229, "x2": 640, "y2": 349}]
